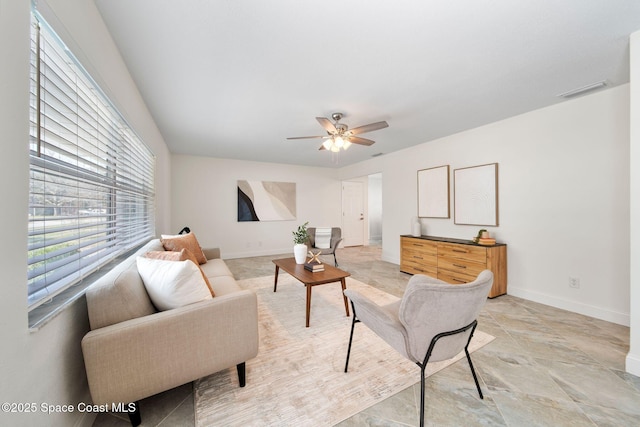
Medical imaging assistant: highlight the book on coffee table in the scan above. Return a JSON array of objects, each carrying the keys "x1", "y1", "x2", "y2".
[{"x1": 304, "y1": 262, "x2": 324, "y2": 272}]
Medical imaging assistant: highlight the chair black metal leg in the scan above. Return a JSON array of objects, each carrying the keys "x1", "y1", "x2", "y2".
[
  {"x1": 463, "y1": 322, "x2": 484, "y2": 399},
  {"x1": 127, "y1": 402, "x2": 141, "y2": 426},
  {"x1": 419, "y1": 365, "x2": 426, "y2": 427},
  {"x1": 465, "y1": 348, "x2": 483, "y2": 399},
  {"x1": 415, "y1": 320, "x2": 482, "y2": 426},
  {"x1": 344, "y1": 302, "x2": 358, "y2": 372},
  {"x1": 333, "y1": 252, "x2": 338, "y2": 267},
  {"x1": 237, "y1": 362, "x2": 246, "y2": 387}
]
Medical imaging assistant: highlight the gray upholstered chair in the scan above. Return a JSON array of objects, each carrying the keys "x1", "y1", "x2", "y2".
[
  {"x1": 306, "y1": 227, "x2": 343, "y2": 266},
  {"x1": 344, "y1": 270, "x2": 493, "y2": 427}
]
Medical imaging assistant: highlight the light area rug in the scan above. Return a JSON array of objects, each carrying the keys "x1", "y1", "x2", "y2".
[{"x1": 194, "y1": 274, "x2": 494, "y2": 427}]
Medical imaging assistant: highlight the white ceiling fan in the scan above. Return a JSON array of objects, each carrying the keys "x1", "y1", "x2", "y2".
[{"x1": 287, "y1": 113, "x2": 388, "y2": 152}]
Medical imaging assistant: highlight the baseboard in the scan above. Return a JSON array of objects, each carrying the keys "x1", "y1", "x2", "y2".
[
  {"x1": 381, "y1": 254, "x2": 400, "y2": 265},
  {"x1": 508, "y1": 286, "x2": 630, "y2": 326},
  {"x1": 626, "y1": 352, "x2": 640, "y2": 377}
]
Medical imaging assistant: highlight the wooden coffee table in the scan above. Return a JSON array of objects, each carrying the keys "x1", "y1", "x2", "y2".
[{"x1": 272, "y1": 257, "x2": 350, "y2": 327}]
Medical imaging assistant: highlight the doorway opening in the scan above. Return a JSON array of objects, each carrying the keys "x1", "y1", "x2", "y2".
[{"x1": 341, "y1": 173, "x2": 382, "y2": 247}]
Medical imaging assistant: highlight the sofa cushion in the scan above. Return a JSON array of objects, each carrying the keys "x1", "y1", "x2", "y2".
[
  {"x1": 200, "y1": 258, "x2": 234, "y2": 279},
  {"x1": 136, "y1": 257, "x2": 213, "y2": 311},
  {"x1": 209, "y1": 275, "x2": 242, "y2": 297},
  {"x1": 86, "y1": 263, "x2": 157, "y2": 330},
  {"x1": 144, "y1": 249, "x2": 187, "y2": 261},
  {"x1": 144, "y1": 249, "x2": 215, "y2": 296},
  {"x1": 161, "y1": 232, "x2": 207, "y2": 264}
]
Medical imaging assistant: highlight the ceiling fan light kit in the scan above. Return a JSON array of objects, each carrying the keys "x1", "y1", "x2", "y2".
[
  {"x1": 323, "y1": 135, "x2": 351, "y2": 152},
  {"x1": 288, "y1": 112, "x2": 388, "y2": 153}
]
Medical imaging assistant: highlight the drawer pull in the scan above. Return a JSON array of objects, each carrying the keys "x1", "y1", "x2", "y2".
[
  {"x1": 453, "y1": 264, "x2": 467, "y2": 269},
  {"x1": 452, "y1": 249, "x2": 468, "y2": 253},
  {"x1": 413, "y1": 255, "x2": 423, "y2": 259}
]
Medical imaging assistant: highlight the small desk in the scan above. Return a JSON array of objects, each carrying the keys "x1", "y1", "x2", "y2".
[{"x1": 272, "y1": 257, "x2": 350, "y2": 327}]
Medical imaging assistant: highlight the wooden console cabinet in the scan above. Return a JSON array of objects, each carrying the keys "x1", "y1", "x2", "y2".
[{"x1": 400, "y1": 235, "x2": 507, "y2": 298}]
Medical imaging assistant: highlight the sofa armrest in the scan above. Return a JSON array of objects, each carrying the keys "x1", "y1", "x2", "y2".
[
  {"x1": 202, "y1": 247, "x2": 221, "y2": 260},
  {"x1": 82, "y1": 289, "x2": 258, "y2": 405}
]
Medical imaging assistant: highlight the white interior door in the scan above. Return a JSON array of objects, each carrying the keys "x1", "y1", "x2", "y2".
[{"x1": 342, "y1": 181, "x2": 364, "y2": 247}]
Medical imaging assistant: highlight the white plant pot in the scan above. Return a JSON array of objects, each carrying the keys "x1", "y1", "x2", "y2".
[{"x1": 293, "y1": 244, "x2": 308, "y2": 264}]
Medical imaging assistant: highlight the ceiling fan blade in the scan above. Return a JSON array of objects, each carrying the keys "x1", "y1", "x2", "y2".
[
  {"x1": 348, "y1": 136, "x2": 376, "y2": 146},
  {"x1": 318, "y1": 144, "x2": 326, "y2": 151},
  {"x1": 286, "y1": 135, "x2": 325, "y2": 140},
  {"x1": 348, "y1": 121, "x2": 389, "y2": 136},
  {"x1": 316, "y1": 117, "x2": 337, "y2": 133}
]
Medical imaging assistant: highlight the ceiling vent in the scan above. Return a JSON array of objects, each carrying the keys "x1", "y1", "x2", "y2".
[
  {"x1": 371, "y1": 152, "x2": 384, "y2": 157},
  {"x1": 557, "y1": 81, "x2": 607, "y2": 98}
]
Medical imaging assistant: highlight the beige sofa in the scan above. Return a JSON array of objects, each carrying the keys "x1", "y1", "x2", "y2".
[{"x1": 81, "y1": 239, "x2": 258, "y2": 423}]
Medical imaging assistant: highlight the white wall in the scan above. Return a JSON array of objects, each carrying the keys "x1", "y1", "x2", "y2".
[
  {"x1": 0, "y1": 1, "x2": 171, "y2": 426},
  {"x1": 339, "y1": 85, "x2": 631, "y2": 326},
  {"x1": 627, "y1": 31, "x2": 640, "y2": 376},
  {"x1": 170, "y1": 155, "x2": 341, "y2": 258}
]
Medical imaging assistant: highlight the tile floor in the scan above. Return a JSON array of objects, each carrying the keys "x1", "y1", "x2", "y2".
[{"x1": 93, "y1": 245, "x2": 640, "y2": 426}]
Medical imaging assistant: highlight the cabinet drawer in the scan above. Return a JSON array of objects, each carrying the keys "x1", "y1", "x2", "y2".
[
  {"x1": 437, "y1": 256, "x2": 485, "y2": 277},
  {"x1": 402, "y1": 248, "x2": 437, "y2": 266},
  {"x1": 400, "y1": 261, "x2": 437, "y2": 276},
  {"x1": 437, "y1": 269, "x2": 478, "y2": 285},
  {"x1": 401, "y1": 238, "x2": 437, "y2": 255},
  {"x1": 437, "y1": 242, "x2": 486, "y2": 263}
]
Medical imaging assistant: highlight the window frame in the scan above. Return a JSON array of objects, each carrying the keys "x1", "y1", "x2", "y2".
[{"x1": 27, "y1": 10, "x2": 155, "y2": 329}]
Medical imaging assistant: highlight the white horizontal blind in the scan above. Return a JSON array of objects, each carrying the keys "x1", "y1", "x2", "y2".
[{"x1": 28, "y1": 13, "x2": 155, "y2": 309}]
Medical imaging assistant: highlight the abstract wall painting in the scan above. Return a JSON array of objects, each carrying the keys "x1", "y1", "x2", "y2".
[
  {"x1": 237, "y1": 180, "x2": 296, "y2": 221},
  {"x1": 454, "y1": 163, "x2": 498, "y2": 226}
]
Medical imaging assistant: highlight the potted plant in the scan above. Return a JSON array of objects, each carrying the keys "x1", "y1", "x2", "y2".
[{"x1": 292, "y1": 222, "x2": 309, "y2": 264}]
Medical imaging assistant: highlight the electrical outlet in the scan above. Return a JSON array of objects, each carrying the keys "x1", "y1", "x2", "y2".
[{"x1": 569, "y1": 277, "x2": 580, "y2": 288}]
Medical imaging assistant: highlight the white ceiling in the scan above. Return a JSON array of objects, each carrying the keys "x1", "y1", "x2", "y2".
[{"x1": 94, "y1": 0, "x2": 640, "y2": 168}]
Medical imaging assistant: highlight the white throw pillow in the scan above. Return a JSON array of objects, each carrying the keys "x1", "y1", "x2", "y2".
[{"x1": 136, "y1": 256, "x2": 213, "y2": 311}]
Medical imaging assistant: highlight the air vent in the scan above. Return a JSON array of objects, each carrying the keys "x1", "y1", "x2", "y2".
[
  {"x1": 371, "y1": 152, "x2": 384, "y2": 157},
  {"x1": 557, "y1": 81, "x2": 607, "y2": 98}
]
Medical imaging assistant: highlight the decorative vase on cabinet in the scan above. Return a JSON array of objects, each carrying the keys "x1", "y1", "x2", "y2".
[{"x1": 411, "y1": 217, "x2": 421, "y2": 237}]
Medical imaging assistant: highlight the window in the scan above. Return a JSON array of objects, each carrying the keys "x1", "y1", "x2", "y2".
[{"x1": 28, "y1": 11, "x2": 155, "y2": 321}]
